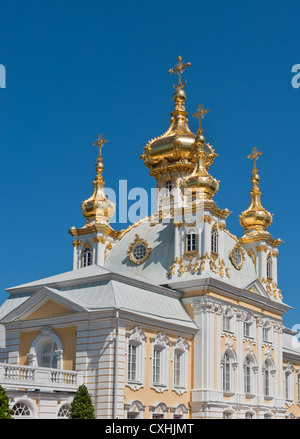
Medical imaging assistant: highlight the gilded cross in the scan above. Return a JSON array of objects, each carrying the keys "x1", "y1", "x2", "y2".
[
  {"x1": 93, "y1": 134, "x2": 108, "y2": 158},
  {"x1": 247, "y1": 147, "x2": 263, "y2": 171},
  {"x1": 192, "y1": 104, "x2": 209, "y2": 134},
  {"x1": 169, "y1": 56, "x2": 191, "y2": 90}
]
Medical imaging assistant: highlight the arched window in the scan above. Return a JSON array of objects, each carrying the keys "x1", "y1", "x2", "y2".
[
  {"x1": 57, "y1": 404, "x2": 70, "y2": 418},
  {"x1": 222, "y1": 342, "x2": 237, "y2": 394},
  {"x1": 211, "y1": 227, "x2": 218, "y2": 254},
  {"x1": 150, "y1": 402, "x2": 168, "y2": 419},
  {"x1": 126, "y1": 327, "x2": 146, "y2": 391},
  {"x1": 28, "y1": 327, "x2": 63, "y2": 370},
  {"x1": 284, "y1": 363, "x2": 294, "y2": 402},
  {"x1": 186, "y1": 229, "x2": 197, "y2": 253},
  {"x1": 223, "y1": 352, "x2": 231, "y2": 392},
  {"x1": 264, "y1": 361, "x2": 270, "y2": 397},
  {"x1": 263, "y1": 356, "x2": 276, "y2": 398},
  {"x1": 244, "y1": 357, "x2": 251, "y2": 394},
  {"x1": 82, "y1": 247, "x2": 92, "y2": 267},
  {"x1": 245, "y1": 412, "x2": 254, "y2": 419},
  {"x1": 164, "y1": 180, "x2": 172, "y2": 197},
  {"x1": 151, "y1": 332, "x2": 170, "y2": 392},
  {"x1": 267, "y1": 255, "x2": 272, "y2": 279},
  {"x1": 12, "y1": 402, "x2": 31, "y2": 418},
  {"x1": 125, "y1": 400, "x2": 146, "y2": 419},
  {"x1": 172, "y1": 337, "x2": 189, "y2": 394},
  {"x1": 40, "y1": 340, "x2": 58, "y2": 368}
]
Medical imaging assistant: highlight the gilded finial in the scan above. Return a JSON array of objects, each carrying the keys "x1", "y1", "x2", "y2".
[
  {"x1": 93, "y1": 134, "x2": 108, "y2": 159},
  {"x1": 169, "y1": 56, "x2": 191, "y2": 90},
  {"x1": 247, "y1": 147, "x2": 263, "y2": 173},
  {"x1": 192, "y1": 104, "x2": 209, "y2": 135}
]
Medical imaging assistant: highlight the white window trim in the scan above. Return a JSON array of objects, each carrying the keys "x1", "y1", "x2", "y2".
[
  {"x1": 124, "y1": 400, "x2": 146, "y2": 419},
  {"x1": 151, "y1": 332, "x2": 170, "y2": 393},
  {"x1": 262, "y1": 354, "x2": 276, "y2": 399},
  {"x1": 172, "y1": 337, "x2": 189, "y2": 395},
  {"x1": 221, "y1": 341, "x2": 238, "y2": 396},
  {"x1": 243, "y1": 349, "x2": 258, "y2": 398},
  {"x1": 171, "y1": 403, "x2": 189, "y2": 419},
  {"x1": 284, "y1": 362, "x2": 294, "y2": 403},
  {"x1": 126, "y1": 327, "x2": 146, "y2": 391},
  {"x1": 150, "y1": 402, "x2": 169, "y2": 419},
  {"x1": 222, "y1": 306, "x2": 234, "y2": 334},
  {"x1": 27, "y1": 327, "x2": 63, "y2": 369}
]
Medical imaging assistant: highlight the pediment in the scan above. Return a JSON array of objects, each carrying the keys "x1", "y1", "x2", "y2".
[
  {"x1": 245, "y1": 279, "x2": 269, "y2": 298},
  {"x1": 2, "y1": 286, "x2": 86, "y2": 323}
]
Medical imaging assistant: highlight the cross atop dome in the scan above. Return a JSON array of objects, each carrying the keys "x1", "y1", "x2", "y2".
[{"x1": 169, "y1": 56, "x2": 191, "y2": 90}]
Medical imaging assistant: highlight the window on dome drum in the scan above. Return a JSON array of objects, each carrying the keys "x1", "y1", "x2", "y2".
[
  {"x1": 164, "y1": 180, "x2": 172, "y2": 196},
  {"x1": 186, "y1": 229, "x2": 196, "y2": 253},
  {"x1": 267, "y1": 256, "x2": 272, "y2": 279},
  {"x1": 127, "y1": 344, "x2": 137, "y2": 382},
  {"x1": 211, "y1": 227, "x2": 218, "y2": 254},
  {"x1": 233, "y1": 248, "x2": 242, "y2": 266},
  {"x1": 12, "y1": 402, "x2": 31, "y2": 418},
  {"x1": 245, "y1": 412, "x2": 253, "y2": 419},
  {"x1": 132, "y1": 243, "x2": 147, "y2": 262},
  {"x1": 82, "y1": 247, "x2": 92, "y2": 267},
  {"x1": 40, "y1": 340, "x2": 58, "y2": 368},
  {"x1": 57, "y1": 404, "x2": 70, "y2": 418}
]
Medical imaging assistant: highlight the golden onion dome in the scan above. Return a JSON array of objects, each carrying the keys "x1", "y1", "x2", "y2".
[{"x1": 239, "y1": 147, "x2": 273, "y2": 232}]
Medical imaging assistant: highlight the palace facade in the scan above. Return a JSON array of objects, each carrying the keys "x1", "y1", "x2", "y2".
[{"x1": 0, "y1": 57, "x2": 299, "y2": 419}]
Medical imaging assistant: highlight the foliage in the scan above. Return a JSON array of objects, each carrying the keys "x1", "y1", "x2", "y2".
[
  {"x1": 69, "y1": 384, "x2": 96, "y2": 419},
  {"x1": 0, "y1": 385, "x2": 13, "y2": 419}
]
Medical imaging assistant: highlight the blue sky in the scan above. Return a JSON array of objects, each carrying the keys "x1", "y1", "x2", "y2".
[{"x1": 0, "y1": 0, "x2": 299, "y2": 328}]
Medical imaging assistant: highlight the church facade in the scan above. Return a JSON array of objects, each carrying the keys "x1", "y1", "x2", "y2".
[{"x1": 0, "y1": 57, "x2": 299, "y2": 419}]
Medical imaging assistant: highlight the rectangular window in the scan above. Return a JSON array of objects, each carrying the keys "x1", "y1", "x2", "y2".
[
  {"x1": 153, "y1": 414, "x2": 164, "y2": 419},
  {"x1": 223, "y1": 315, "x2": 231, "y2": 332},
  {"x1": 285, "y1": 374, "x2": 290, "y2": 401},
  {"x1": 223, "y1": 362, "x2": 230, "y2": 392},
  {"x1": 244, "y1": 366, "x2": 251, "y2": 394},
  {"x1": 263, "y1": 328, "x2": 269, "y2": 342},
  {"x1": 127, "y1": 344, "x2": 137, "y2": 381},
  {"x1": 264, "y1": 370, "x2": 270, "y2": 396},
  {"x1": 186, "y1": 233, "x2": 196, "y2": 252},
  {"x1": 153, "y1": 349, "x2": 161, "y2": 385},
  {"x1": 298, "y1": 375, "x2": 300, "y2": 403},
  {"x1": 244, "y1": 322, "x2": 250, "y2": 337},
  {"x1": 174, "y1": 352, "x2": 181, "y2": 387}
]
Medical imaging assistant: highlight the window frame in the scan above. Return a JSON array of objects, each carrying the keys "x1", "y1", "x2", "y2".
[{"x1": 126, "y1": 327, "x2": 146, "y2": 391}]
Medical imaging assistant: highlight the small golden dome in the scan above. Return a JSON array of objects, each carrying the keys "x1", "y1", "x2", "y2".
[
  {"x1": 239, "y1": 147, "x2": 273, "y2": 232},
  {"x1": 81, "y1": 135, "x2": 115, "y2": 225}
]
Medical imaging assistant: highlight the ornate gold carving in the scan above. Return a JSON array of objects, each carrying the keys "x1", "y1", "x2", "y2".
[
  {"x1": 93, "y1": 236, "x2": 106, "y2": 244},
  {"x1": 255, "y1": 245, "x2": 268, "y2": 252},
  {"x1": 72, "y1": 240, "x2": 82, "y2": 247},
  {"x1": 104, "y1": 242, "x2": 112, "y2": 260},
  {"x1": 204, "y1": 215, "x2": 212, "y2": 223},
  {"x1": 173, "y1": 221, "x2": 184, "y2": 228}
]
